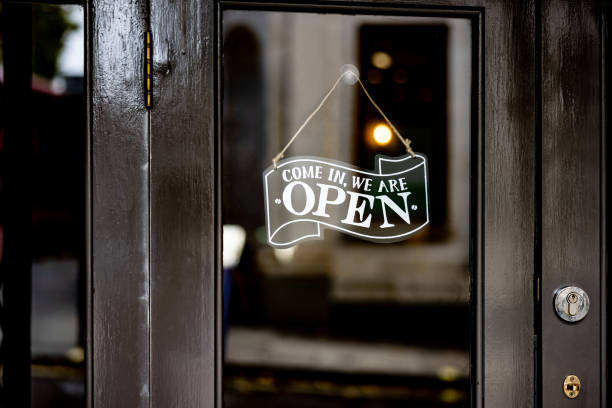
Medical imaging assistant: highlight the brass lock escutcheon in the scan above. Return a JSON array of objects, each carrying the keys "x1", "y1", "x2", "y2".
[{"x1": 563, "y1": 375, "x2": 581, "y2": 399}]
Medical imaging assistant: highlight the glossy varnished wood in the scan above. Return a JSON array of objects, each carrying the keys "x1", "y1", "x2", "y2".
[
  {"x1": 542, "y1": 1, "x2": 602, "y2": 406},
  {"x1": 477, "y1": 1, "x2": 536, "y2": 406},
  {"x1": 443, "y1": 1, "x2": 537, "y2": 406},
  {"x1": 91, "y1": 1, "x2": 150, "y2": 406},
  {"x1": 149, "y1": 0, "x2": 217, "y2": 406}
]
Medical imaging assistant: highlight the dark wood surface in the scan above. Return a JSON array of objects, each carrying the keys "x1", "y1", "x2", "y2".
[
  {"x1": 477, "y1": 1, "x2": 536, "y2": 406},
  {"x1": 149, "y1": 0, "x2": 217, "y2": 406},
  {"x1": 542, "y1": 1, "x2": 603, "y2": 407},
  {"x1": 91, "y1": 0, "x2": 150, "y2": 406}
]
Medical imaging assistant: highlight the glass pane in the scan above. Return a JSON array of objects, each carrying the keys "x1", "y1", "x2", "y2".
[
  {"x1": 222, "y1": 10, "x2": 471, "y2": 408},
  {"x1": 0, "y1": 4, "x2": 86, "y2": 406}
]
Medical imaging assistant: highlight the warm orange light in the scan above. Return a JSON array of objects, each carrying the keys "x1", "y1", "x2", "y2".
[
  {"x1": 372, "y1": 124, "x2": 392, "y2": 145},
  {"x1": 371, "y1": 51, "x2": 393, "y2": 69}
]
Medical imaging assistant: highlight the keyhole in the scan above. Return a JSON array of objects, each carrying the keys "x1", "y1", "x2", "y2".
[
  {"x1": 566, "y1": 380, "x2": 579, "y2": 397},
  {"x1": 563, "y1": 374, "x2": 581, "y2": 398},
  {"x1": 567, "y1": 293, "x2": 579, "y2": 316}
]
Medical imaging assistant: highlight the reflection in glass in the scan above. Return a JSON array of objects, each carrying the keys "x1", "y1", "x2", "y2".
[
  {"x1": 223, "y1": 11, "x2": 471, "y2": 407},
  {"x1": 0, "y1": 4, "x2": 85, "y2": 406}
]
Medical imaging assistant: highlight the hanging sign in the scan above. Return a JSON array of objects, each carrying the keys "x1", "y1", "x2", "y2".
[
  {"x1": 263, "y1": 153, "x2": 429, "y2": 248},
  {"x1": 263, "y1": 68, "x2": 430, "y2": 248}
]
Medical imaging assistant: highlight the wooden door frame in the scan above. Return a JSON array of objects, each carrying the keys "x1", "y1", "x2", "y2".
[{"x1": 90, "y1": 0, "x2": 538, "y2": 406}]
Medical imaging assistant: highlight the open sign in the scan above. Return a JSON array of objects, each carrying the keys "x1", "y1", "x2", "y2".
[{"x1": 263, "y1": 153, "x2": 430, "y2": 248}]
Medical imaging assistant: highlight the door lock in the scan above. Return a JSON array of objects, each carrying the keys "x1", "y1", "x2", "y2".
[
  {"x1": 563, "y1": 375, "x2": 581, "y2": 399},
  {"x1": 554, "y1": 286, "x2": 589, "y2": 322},
  {"x1": 567, "y1": 292, "x2": 579, "y2": 316}
]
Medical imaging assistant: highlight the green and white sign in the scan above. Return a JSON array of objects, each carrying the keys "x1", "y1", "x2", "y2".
[{"x1": 263, "y1": 153, "x2": 429, "y2": 248}]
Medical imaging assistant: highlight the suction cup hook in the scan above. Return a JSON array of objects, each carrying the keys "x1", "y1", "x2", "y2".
[{"x1": 340, "y1": 64, "x2": 359, "y2": 85}]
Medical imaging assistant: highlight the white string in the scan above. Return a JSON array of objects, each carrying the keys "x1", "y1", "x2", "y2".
[{"x1": 272, "y1": 70, "x2": 415, "y2": 170}]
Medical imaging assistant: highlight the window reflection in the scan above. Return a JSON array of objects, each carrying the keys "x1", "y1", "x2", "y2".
[
  {"x1": 0, "y1": 4, "x2": 85, "y2": 406},
  {"x1": 223, "y1": 11, "x2": 472, "y2": 408}
]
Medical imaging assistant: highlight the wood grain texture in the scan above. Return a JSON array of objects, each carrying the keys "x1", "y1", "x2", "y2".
[
  {"x1": 478, "y1": 1, "x2": 535, "y2": 406},
  {"x1": 542, "y1": 1, "x2": 602, "y2": 407},
  {"x1": 149, "y1": 0, "x2": 217, "y2": 406},
  {"x1": 91, "y1": 1, "x2": 150, "y2": 406}
]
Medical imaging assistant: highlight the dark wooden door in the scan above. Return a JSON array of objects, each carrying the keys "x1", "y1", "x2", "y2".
[
  {"x1": 89, "y1": 0, "x2": 605, "y2": 407},
  {"x1": 540, "y1": 1, "x2": 606, "y2": 407}
]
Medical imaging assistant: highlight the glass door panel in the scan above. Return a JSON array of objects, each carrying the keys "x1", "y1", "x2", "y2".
[{"x1": 222, "y1": 10, "x2": 472, "y2": 407}]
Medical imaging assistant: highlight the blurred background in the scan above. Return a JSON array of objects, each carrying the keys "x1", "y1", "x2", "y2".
[
  {"x1": 222, "y1": 10, "x2": 472, "y2": 408},
  {"x1": 0, "y1": 3, "x2": 86, "y2": 406}
]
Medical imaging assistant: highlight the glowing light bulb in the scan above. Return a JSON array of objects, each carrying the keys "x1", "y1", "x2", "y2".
[{"x1": 372, "y1": 124, "x2": 392, "y2": 145}]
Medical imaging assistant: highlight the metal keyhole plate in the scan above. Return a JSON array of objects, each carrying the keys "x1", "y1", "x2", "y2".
[
  {"x1": 554, "y1": 286, "x2": 589, "y2": 323},
  {"x1": 563, "y1": 375, "x2": 581, "y2": 399}
]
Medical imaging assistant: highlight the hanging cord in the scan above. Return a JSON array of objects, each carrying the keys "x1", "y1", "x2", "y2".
[{"x1": 272, "y1": 70, "x2": 416, "y2": 170}]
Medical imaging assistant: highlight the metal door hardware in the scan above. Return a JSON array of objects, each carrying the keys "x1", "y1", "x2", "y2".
[
  {"x1": 145, "y1": 31, "x2": 152, "y2": 109},
  {"x1": 554, "y1": 286, "x2": 589, "y2": 322},
  {"x1": 563, "y1": 375, "x2": 581, "y2": 398}
]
